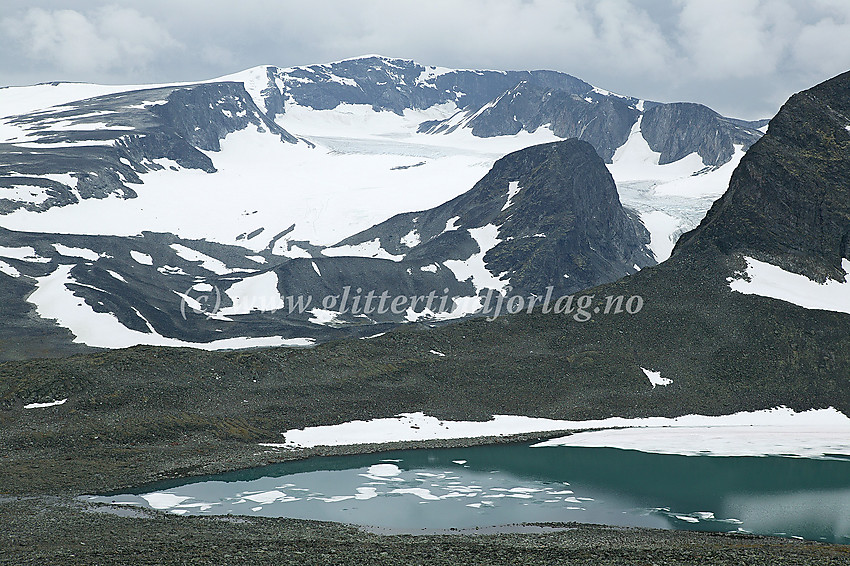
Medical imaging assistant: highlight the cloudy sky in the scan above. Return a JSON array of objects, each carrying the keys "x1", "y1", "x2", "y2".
[{"x1": 1, "y1": 0, "x2": 848, "y2": 120}]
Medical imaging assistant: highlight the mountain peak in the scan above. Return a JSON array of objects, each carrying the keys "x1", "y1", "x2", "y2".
[
  {"x1": 326, "y1": 137, "x2": 654, "y2": 298},
  {"x1": 326, "y1": 54, "x2": 415, "y2": 64},
  {"x1": 673, "y1": 69, "x2": 850, "y2": 279}
]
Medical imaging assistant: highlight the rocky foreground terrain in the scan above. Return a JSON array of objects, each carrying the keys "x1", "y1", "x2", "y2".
[
  {"x1": 2, "y1": 69, "x2": 849, "y2": 564},
  {"x1": 5, "y1": 494, "x2": 850, "y2": 566}
]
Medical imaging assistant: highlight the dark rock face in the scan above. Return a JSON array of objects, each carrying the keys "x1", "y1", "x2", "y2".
[
  {"x1": 455, "y1": 82, "x2": 640, "y2": 162},
  {"x1": 149, "y1": 83, "x2": 297, "y2": 149},
  {"x1": 0, "y1": 82, "x2": 298, "y2": 214},
  {"x1": 115, "y1": 131, "x2": 215, "y2": 174},
  {"x1": 260, "y1": 67, "x2": 287, "y2": 117},
  {"x1": 640, "y1": 102, "x2": 763, "y2": 166},
  {"x1": 674, "y1": 71, "x2": 850, "y2": 279},
  {"x1": 480, "y1": 141, "x2": 653, "y2": 293},
  {"x1": 273, "y1": 56, "x2": 593, "y2": 115},
  {"x1": 318, "y1": 139, "x2": 654, "y2": 299}
]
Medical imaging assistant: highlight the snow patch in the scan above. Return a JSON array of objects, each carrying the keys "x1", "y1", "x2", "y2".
[
  {"x1": 728, "y1": 257, "x2": 850, "y2": 315},
  {"x1": 308, "y1": 308, "x2": 340, "y2": 326},
  {"x1": 533, "y1": 407, "x2": 850, "y2": 458},
  {"x1": 24, "y1": 398, "x2": 67, "y2": 409},
  {"x1": 641, "y1": 368, "x2": 672, "y2": 388},
  {"x1": 130, "y1": 251, "x2": 153, "y2": 265},
  {"x1": 272, "y1": 241, "x2": 311, "y2": 259},
  {"x1": 322, "y1": 238, "x2": 404, "y2": 262},
  {"x1": 52, "y1": 244, "x2": 104, "y2": 261},
  {"x1": 0, "y1": 260, "x2": 20, "y2": 277},
  {"x1": 501, "y1": 180, "x2": 522, "y2": 211},
  {"x1": 106, "y1": 270, "x2": 126, "y2": 283},
  {"x1": 400, "y1": 229, "x2": 420, "y2": 248},
  {"x1": 170, "y1": 244, "x2": 233, "y2": 275},
  {"x1": 443, "y1": 225, "x2": 508, "y2": 292},
  {"x1": 218, "y1": 272, "x2": 284, "y2": 315},
  {"x1": 266, "y1": 408, "x2": 850, "y2": 459},
  {"x1": 443, "y1": 216, "x2": 461, "y2": 232}
]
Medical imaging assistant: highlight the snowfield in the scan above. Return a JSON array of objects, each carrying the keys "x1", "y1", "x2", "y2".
[
  {"x1": 2, "y1": 62, "x2": 756, "y2": 351},
  {"x1": 609, "y1": 116, "x2": 746, "y2": 262},
  {"x1": 263, "y1": 407, "x2": 850, "y2": 459},
  {"x1": 29, "y1": 264, "x2": 312, "y2": 350},
  {"x1": 1, "y1": 69, "x2": 736, "y2": 260},
  {"x1": 729, "y1": 257, "x2": 850, "y2": 315}
]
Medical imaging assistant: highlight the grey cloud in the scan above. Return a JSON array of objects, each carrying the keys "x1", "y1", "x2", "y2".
[
  {"x1": 1, "y1": 6, "x2": 180, "y2": 78},
  {"x1": 1, "y1": 0, "x2": 849, "y2": 120}
]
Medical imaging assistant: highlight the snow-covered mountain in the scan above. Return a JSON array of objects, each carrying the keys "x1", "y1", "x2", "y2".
[{"x1": 0, "y1": 55, "x2": 766, "y2": 357}]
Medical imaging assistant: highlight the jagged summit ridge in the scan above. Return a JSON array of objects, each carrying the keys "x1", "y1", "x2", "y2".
[{"x1": 218, "y1": 55, "x2": 764, "y2": 166}]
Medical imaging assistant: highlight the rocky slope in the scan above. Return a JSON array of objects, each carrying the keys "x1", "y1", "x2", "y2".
[
  {"x1": 320, "y1": 138, "x2": 652, "y2": 299},
  {"x1": 640, "y1": 102, "x2": 763, "y2": 166},
  {"x1": 0, "y1": 82, "x2": 298, "y2": 215},
  {"x1": 0, "y1": 139, "x2": 652, "y2": 359},
  {"x1": 0, "y1": 55, "x2": 767, "y2": 357},
  {"x1": 674, "y1": 70, "x2": 850, "y2": 280},
  {"x1": 0, "y1": 70, "x2": 849, "y2": 566}
]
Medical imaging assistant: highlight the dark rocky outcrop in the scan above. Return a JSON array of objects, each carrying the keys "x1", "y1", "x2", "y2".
[
  {"x1": 640, "y1": 102, "x2": 763, "y2": 166},
  {"x1": 316, "y1": 138, "x2": 653, "y2": 299},
  {"x1": 674, "y1": 71, "x2": 850, "y2": 279},
  {"x1": 421, "y1": 81, "x2": 640, "y2": 162},
  {"x1": 274, "y1": 56, "x2": 593, "y2": 115}
]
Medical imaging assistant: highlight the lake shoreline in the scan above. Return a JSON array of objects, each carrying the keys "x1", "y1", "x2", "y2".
[
  {"x1": 4, "y1": 431, "x2": 850, "y2": 564},
  {"x1": 4, "y1": 494, "x2": 850, "y2": 565}
]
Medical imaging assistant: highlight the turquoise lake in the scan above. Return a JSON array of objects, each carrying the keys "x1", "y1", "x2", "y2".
[{"x1": 89, "y1": 444, "x2": 850, "y2": 543}]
